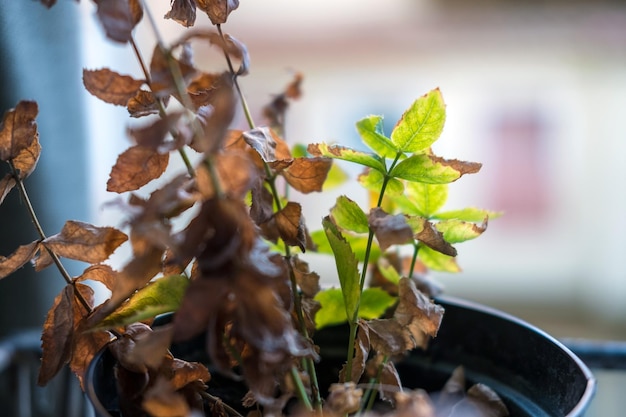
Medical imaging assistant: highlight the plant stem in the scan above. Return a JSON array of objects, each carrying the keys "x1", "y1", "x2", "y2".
[
  {"x1": 409, "y1": 241, "x2": 420, "y2": 278},
  {"x1": 290, "y1": 366, "x2": 313, "y2": 412},
  {"x1": 8, "y1": 162, "x2": 92, "y2": 313},
  {"x1": 345, "y1": 152, "x2": 403, "y2": 380},
  {"x1": 199, "y1": 391, "x2": 245, "y2": 417}
]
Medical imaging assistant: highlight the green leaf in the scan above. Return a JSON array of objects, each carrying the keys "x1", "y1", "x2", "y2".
[
  {"x1": 434, "y1": 207, "x2": 503, "y2": 222},
  {"x1": 390, "y1": 154, "x2": 463, "y2": 184},
  {"x1": 406, "y1": 182, "x2": 448, "y2": 217},
  {"x1": 95, "y1": 275, "x2": 189, "y2": 329},
  {"x1": 310, "y1": 229, "x2": 381, "y2": 263},
  {"x1": 356, "y1": 115, "x2": 398, "y2": 159},
  {"x1": 418, "y1": 244, "x2": 460, "y2": 272},
  {"x1": 322, "y1": 216, "x2": 362, "y2": 322},
  {"x1": 330, "y1": 196, "x2": 369, "y2": 234},
  {"x1": 308, "y1": 143, "x2": 386, "y2": 173},
  {"x1": 314, "y1": 287, "x2": 397, "y2": 329},
  {"x1": 323, "y1": 162, "x2": 350, "y2": 190},
  {"x1": 435, "y1": 219, "x2": 488, "y2": 244},
  {"x1": 358, "y1": 169, "x2": 404, "y2": 196},
  {"x1": 391, "y1": 88, "x2": 446, "y2": 153}
]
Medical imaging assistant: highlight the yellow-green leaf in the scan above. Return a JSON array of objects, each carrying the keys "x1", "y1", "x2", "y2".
[
  {"x1": 356, "y1": 115, "x2": 398, "y2": 159},
  {"x1": 391, "y1": 89, "x2": 446, "y2": 153}
]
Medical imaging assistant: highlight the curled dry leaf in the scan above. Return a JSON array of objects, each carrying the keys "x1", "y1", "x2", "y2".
[
  {"x1": 11, "y1": 131, "x2": 41, "y2": 179},
  {"x1": 290, "y1": 256, "x2": 320, "y2": 298},
  {"x1": 242, "y1": 126, "x2": 292, "y2": 164},
  {"x1": 369, "y1": 208, "x2": 415, "y2": 251},
  {"x1": 127, "y1": 90, "x2": 161, "y2": 118},
  {"x1": 326, "y1": 383, "x2": 363, "y2": 415},
  {"x1": 83, "y1": 68, "x2": 145, "y2": 106},
  {"x1": 95, "y1": 0, "x2": 143, "y2": 44},
  {"x1": 0, "y1": 241, "x2": 39, "y2": 280},
  {"x1": 195, "y1": 151, "x2": 256, "y2": 199},
  {"x1": 275, "y1": 202, "x2": 307, "y2": 252},
  {"x1": 164, "y1": 0, "x2": 197, "y2": 27},
  {"x1": 415, "y1": 219, "x2": 457, "y2": 257},
  {"x1": 0, "y1": 100, "x2": 38, "y2": 162},
  {"x1": 263, "y1": 72, "x2": 303, "y2": 132},
  {"x1": 196, "y1": 0, "x2": 240, "y2": 25},
  {"x1": 128, "y1": 112, "x2": 184, "y2": 152},
  {"x1": 107, "y1": 145, "x2": 170, "y2": 193},
  {"x1": 77, "y1": 264, "x2": 118, "y2": 292},
  {"x1": 149, "y1": 45, "x2": 198, "y2": 98},
  {"x1": 282, "y1": 157, "x2": 332, "y2": 194},
  {"x1": 43, "y1": 220, "x2": 128, "y2": 264}
]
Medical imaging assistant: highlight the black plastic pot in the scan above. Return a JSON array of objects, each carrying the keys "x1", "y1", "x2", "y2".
[{"x1": 86, "y1": 296, "x2": 596, "y2": 417}]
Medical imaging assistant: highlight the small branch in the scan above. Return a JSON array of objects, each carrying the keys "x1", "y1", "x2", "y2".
[
  {"x1": 8, "y1": 161, "x2": 92, "y2": 313},
  {"x1": 290, "y1": 366, "x2": 313, "y2": 412},
  {"x1": 199, "y1": 391, "x2": 245, "y2": 417}
]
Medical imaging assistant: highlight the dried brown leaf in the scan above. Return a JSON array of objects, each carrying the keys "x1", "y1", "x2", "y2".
[
  {"x1": 0, "y1": 174, "x2": 16, "y2": 205},
  {"x1": 430, "y1": 154, "x2": 482, "y2": 177},
  {"x1": 127, "y1": 90, "x2": 161, "y2": 118},
  {"x1": 215, "y1": 151, "x2": 255, "y2": 199},
  {"x1": 0, "y1": 240, "x2": 39, "y2": 280},
  {"x1": 369, "y1": 208, "x2": 414, "y2": 251},
  {"x1": 69, "y1": 284, "x2": 111, "y2": 389},
  {"x1": 416, "y1": 220, "x2": 457, "y2": 257},
  {"x1": 83, "y1": 68, "x2": 145, "y2": 106},
  {"x1": 275, "y1": 202, "x2": 307, "y2": 251},
  {"x1": 38, "y1": 285, "x2": 75, "y2": 386},
  {"x1": 143, "y1": 376, "x2": 190, "y2": 417},
  {"x1": 95, "y1": 0, "x2": 142, "y2": 44},
  {"x1": 327, "y1": 383, "x2": 363, "y2": 415},
  {"x1": 393, "y1": 390, "x2": 436, "y2": 417},
  {"x1": 191, "y1": 73, "x2": 236, "y2": 152},
  {"x1": 77, "y1": 264, "x2": 119, "y2": 292},
  {"x1": 282, "y1": 157, "x2": 332, "y2": 194},
  {"x1": 0, "y1": 100, "x2": 38, "y2": 162},
  {"x1": 395, "y1": 277, "x2": 444, "y2": 339},
  {"x1": 149, "y1": 45, "x2": 198, "y2": 98},
  {"x1": 169, "y1": 357, "x2": 211, "y2": 391},
  {"x1": 186, "y1": 72, "x2": 222, "y2": 109},
  {"x1": 32, "y1": 246, "x2": 54, "y2": 271},
  {"x1": 130, "y1": 325, "x2": 174, "y2": 371},
  {"x1": 164, "y1": 0, "x2": 197, "y2": 27},
  {"x1": 43, "y1": 220, "x2": 128, "y2": 264},
  {"x1": 107, "y1": 145, "x2": 170, "y2": 193},
  {"x1": 196, "y1": 0, "x2": 239, "y2": 25},
  {"x1": 290, "y1": 256, "x2": 320, "y2": 298},
  {"x1": 109, "y1": 322, "x2": 153, "y2": 373},
  {"x1": 466, "y1": 383, "x2": 509, "y2": 417},
  {"x1": 11, "y1": 132, "x2": 41, "y2": 179},
  {"x1": 128, "y1": 112, "x2": 183, "y2": 151},
  {"x1": 263, "y1": 72, "x2": 303, "y2": 132},
  {"x1": 250, "y1": 180, "x2": 274, "y2": 226}
]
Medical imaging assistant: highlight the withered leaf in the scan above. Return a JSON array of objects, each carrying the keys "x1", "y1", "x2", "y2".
[
  {"x1": 263, "y1": 72, "x2": 303, "y2": 132},
  {"x1": 43, "y1": 221, "x2": 128, "y2": 264},
  {"x1": 415, "y1": 220, "x2": 457, "y2": 257},
  {"x1": 69, "y1": 284, "x2": 111, "y2": 389},
  {"x1": 369, "y1": 208, "x2": 414, "y2": 251},
  {"x1": 170, "y1": 357, "x2": 211, "y2": 390},
  {"x1": 186, "y1": 72, "x2": 221, "y2": 109},
  {"x1": 275, "y1": 202, "x2": 307, "y2": 251},
  {"x1": 127, "y1": 90, "x2": 161, "y2": 118},
  {"x1": 95, "y1": 0, "x2": 142, "y2": 44},
  {"x1": 242, "y1": 126, "x2": 292, "y2": 163},
  {"x1": 195, "y1": 151, "x2": 255, "y2": 199},
  {"x1": 466, "y1": 383, "x2": 509, "y2": 417},
  {"x1": 196, "y1": 0, "x2": 239, "y2": 25},
  {"x1": 11, "y1": 132, "x2": 41, "y2": 179},
  {"x1": 327, "y1": 383, "x2": 363, "y2": 415},
  {"x1": 342, "y1": 321, "x2": 370, "y2": 383},
  {"x1": 32, "y1": 246, "x2": 54, "y2": 271},
  {"x1": 393, "y1": 390, "x2": 436, "y2": 417},
  {"x1": 0, "y1": 100, "x2": 38, "y2": 162},
  {"x1": 395, "y1": 277, "x2": 444, "y2": 339},
  {"x1": 0, "y1": 174, "x2": 16, "y2": 205},
  {"x1": 191, "y1": 73, "x2": 236, "y2": 153},
  {"x1": 107, "y1": 145, "x2": 170, "y2": 193},
  {"x1": 250, "y1": 180, "x2": 275, "y2": 225},
  {"x1": 164, "y1": 0, "x2": 197, "y2": 27},
  {"x1": 128, "y1": 112, "x2": 183, "y2": 152},
  {"x1": 83, "y1": 68, "x2": 145, "y2": 106},
  {"x1": 149, "y1": 45, "x2": 198, "y2": 98},
  {"x1": 129, "y1": 325, "x2": 174, "y2": 371},
  {"x1": 282, "y1": 157, "x2": 332, "y2": 193},
  {"x1": 430, "y1": 154, "x2": 482, "y2": 178},
  {"x1": 109, "y1": 322, "x2": 153, "y2": 373},
  {"x1": 77, "y1": 264, "x2": 118, "y2": 292},
  {"x1": 38, "y1": 285, "x2": 75, "y2": 386},
  {"x1": 0, "y1": 241, "x2": 39, "y2": 280},
  {"x1": 290, "y1": 256, "x2": 320, "y2": 298},
  {"x1": 142, "y1": 376, "x2": 190, "y2": 417}
]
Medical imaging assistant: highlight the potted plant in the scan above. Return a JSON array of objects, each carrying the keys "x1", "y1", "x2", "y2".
[{"x1": 0, "y1": 1, "x2": 595, "y2": 416}]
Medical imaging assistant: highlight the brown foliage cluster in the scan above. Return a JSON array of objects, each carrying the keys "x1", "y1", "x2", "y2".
[{"x1": 0, "y1": 1, "x2": 504, "y2": 417}]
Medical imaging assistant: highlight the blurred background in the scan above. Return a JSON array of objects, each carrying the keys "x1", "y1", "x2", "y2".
[{"x1": 2, "y1": 0, "x2": 626, "y2": 415}]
